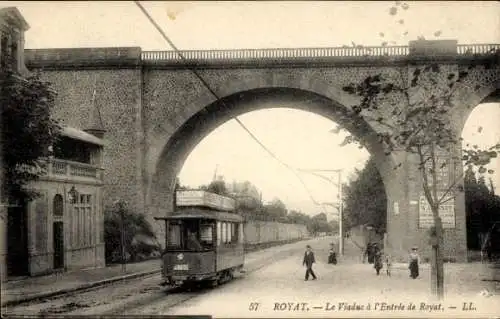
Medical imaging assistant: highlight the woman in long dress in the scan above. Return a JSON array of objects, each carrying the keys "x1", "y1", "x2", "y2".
[{"x1": 408, "y1": 247, "x2": 420, "y2": 279}]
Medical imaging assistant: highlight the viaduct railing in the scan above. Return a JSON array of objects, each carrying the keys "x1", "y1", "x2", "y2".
[{"x1": 141, "y1": 43, "x2": 500, "y2": 63}]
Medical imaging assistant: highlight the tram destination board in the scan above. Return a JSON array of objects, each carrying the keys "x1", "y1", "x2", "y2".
[{"x1": 176, "y1": 190, "x2": 236, "y2": 211}]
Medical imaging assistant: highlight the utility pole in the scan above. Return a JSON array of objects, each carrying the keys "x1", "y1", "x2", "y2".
[{"x1": 298, "y1": 168, "x2": 344, "y2": 255}]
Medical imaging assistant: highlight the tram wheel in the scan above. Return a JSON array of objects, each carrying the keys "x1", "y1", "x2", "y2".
[{"x1": 209, "y1": 279, "x2": 219, "y2": 288}]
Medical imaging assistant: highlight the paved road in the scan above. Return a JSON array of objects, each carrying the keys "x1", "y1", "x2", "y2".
[
  {"x1": 2, "y1": 237, "x2": 329, "y2": 316},
  {"x1": 3, "y1": 236, "x2": 499, "y2": 318}
]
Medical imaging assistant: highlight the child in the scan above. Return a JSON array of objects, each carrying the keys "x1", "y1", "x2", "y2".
[
  {"x1": 408, "y1": 246, "x2": 420, "y2": 279},
  {"x1": 385, "y1": 254, "x2": 392, "y2": 276},
  {"x1": 328, "y1": 243, "x2": 337, "y2": 265}
]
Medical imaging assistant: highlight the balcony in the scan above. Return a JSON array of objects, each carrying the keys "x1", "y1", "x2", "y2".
[{"x1": 40, "y1": 158, "x2": 103, "y2": 184}]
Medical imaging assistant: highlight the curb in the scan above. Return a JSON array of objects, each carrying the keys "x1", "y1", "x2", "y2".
[{"x1": 2, "y1": 268, "x2": 161, "y2": 308}]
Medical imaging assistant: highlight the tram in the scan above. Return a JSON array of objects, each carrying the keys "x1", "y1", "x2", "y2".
[{"x1": 155, "y1": 190, "x2": 245, "y2": 288}]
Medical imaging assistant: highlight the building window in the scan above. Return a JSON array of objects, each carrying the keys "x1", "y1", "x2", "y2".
[
  {"x1": 72, "y1": 193, "x2": 93, "y2": 248},
  {"x1": 53, "y1": 194, "x2": 64, "y2": 217},
  {"x1": 10, "y1": 32, "x2": 18, "y2": 70},
  {"x1": 1, "y1": 33, "x2": 10, "y2": 69}
]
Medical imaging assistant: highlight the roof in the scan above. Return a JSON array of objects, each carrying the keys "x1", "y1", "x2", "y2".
[
  {"x1": 154, "y1": 208, "x2": 243, "y2": 223},
  {"x1": 60, "y1": 126, "x2": 105, "y2": 146},
  {"x1": 0, "y1": 7, "x2": 30, "y2": 31}
]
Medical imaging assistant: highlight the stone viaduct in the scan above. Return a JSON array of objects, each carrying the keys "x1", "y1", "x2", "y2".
[{"x1": 24, "y1": 40, "x2": 500, "y2": 262}]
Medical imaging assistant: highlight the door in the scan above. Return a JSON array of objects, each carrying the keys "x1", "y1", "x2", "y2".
[
  {"x1": 7, "y1": 204, "x2": 29, "y2": 276},
  {"x1": 53, "y1": 222, "x2": 64, "y2": 269}
]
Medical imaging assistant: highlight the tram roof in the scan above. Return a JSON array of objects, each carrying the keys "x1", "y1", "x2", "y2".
[{"x1": 154, "y1": 208, "x2": 243, "y2": 223}]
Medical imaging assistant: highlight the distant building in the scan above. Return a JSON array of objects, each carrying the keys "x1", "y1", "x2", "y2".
[{"x1": 0, "y1": 7, "x2": 106, "y2": 281}]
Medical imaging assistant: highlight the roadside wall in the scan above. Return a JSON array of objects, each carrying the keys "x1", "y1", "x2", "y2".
[{"x1": 244, "y1": 221, "x2": 309, "y2": 245}]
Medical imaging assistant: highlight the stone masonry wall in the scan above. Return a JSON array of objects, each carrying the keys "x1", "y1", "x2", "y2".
[{"x1": 29, "y1": 68, "x2": 145, "y2": 216}]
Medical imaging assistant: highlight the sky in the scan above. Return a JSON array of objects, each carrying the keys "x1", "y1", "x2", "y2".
[{"x1": 4, "y1": 1, "x2": 500, "y2": 217}]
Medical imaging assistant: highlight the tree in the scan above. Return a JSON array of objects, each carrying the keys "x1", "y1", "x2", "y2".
[
  {"x1": 231, "y1": 180, "x2": 262, "y2": 213},
  {"x1": 287, "y1": 209, "x2": 311, "y2": 225},
  {"x1": 206, "y1": 179, "x2": 228, "y2": 195},
  {"x1": 342, "y1": 157, "x2": 387, "y2": 233},
  {"x1": 465, "y1": 165, "x2": 482, "y2": 249},
  {"x1": 263, "y1": 197, "x2": 288, "y2": 221},
  {"x1": 104, "y1": 201, "x2": 160, "y2": 264},
  {"x1": 1, "y1": 70, "x2": 61, "y2": 204},
  {"x1": 339, "y1": 38, "x2": 499, "y2": 300},
  {"x1": 308, "y1": 212, "x2": 332, "y2": 235}
]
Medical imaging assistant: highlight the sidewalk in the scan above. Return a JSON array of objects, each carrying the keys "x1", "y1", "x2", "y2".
[{"x1": 1, "y1": 259, "x2": 161, "y2": 307}]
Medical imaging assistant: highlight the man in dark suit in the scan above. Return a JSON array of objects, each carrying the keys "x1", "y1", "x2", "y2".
[{"x1": 303, "y1": 245, "x2": 317, "y2": 281}]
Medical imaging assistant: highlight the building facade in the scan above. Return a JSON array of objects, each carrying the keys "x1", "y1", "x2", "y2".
[
  {"x1": 23, "y1": 128, "x2": 106, "y2": 277},
  {"x1": 0, "y1": 7, "x2": 106, "y2": 281}
]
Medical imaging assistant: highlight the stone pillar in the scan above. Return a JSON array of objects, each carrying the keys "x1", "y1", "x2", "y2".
[
  {"x1": 384, "y1": 151, "x2": 412, "y2": 262},
  {"x1": 405, "y1": 149, "x2": 467, "y2": 263}
]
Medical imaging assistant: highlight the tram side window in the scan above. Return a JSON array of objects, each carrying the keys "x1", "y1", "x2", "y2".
[
  {"x1": 221, "y1": 222, "x2": 227, "y2": 244},
  {"x1": 167, "y1": 222, "x2": 181, "y2": 248},
  {"x1": 231, "y1": 222, "x2": 239, "y2": 242},
  {"x1": 200, "y1": 223, "x2": 213, "y2": 245},
  {"x1": 217, "y1": 222, "x2": 222, "y2": 246},
  {"x1": 226, "y1": 222, "x2": 231, "y2": 244},
  {"x1": 239, "y1": 222, "x2": 244, "y2": 243}
]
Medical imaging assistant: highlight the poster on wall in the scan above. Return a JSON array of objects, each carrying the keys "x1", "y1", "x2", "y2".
[{"x1": 418, "y1": 194, "x2": 456, "y2": 229}]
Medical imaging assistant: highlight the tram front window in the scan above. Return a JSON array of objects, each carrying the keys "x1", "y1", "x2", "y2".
[{"x1": 166, "y1": 220, "x2": 215, "y2": 251}]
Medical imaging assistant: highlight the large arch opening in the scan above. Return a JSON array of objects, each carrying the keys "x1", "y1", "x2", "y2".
[
  {"x1": 149, "y1": 87, "x2": 399, "y2": 254},
  {"x1": 461, "y1": 89, "x2": 500, "y2": 260}
]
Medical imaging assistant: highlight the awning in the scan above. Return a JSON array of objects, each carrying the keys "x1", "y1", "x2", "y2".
[{"x1": 60, "y1": 126, "x2": 105, "y2": 146}]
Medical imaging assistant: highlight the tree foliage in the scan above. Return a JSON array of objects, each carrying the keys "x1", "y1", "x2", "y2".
[
  {"x1": 104, "y1": 201, "x2": 160, "y2": 264},
  {"x1": 465, "y1": 165, "x2": 500, "y2": 249},
  {"x1": 1, "y1": 70, "x2": 61, "y2": 203},
  {"x1": 342, "y1": 158, "x2": 387, "y2": 233},
  {"x1": 308, "y1": 212, "x2": 333, "y2": 235},
  {"x1": 205, "y1": 179, "x2": 228, "y2": 195}
]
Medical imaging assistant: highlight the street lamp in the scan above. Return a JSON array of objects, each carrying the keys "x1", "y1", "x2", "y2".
[{"x1": 298, "y1": 168, "x2": 344, "y2": 255}]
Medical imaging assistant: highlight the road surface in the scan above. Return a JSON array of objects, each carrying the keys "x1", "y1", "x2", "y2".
[{"x1": 3, "y1": 236, "x2": 499, "y2": 318}]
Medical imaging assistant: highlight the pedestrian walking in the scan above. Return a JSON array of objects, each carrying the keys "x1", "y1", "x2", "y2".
[
  {"x1": 408, "y1": 246, "x2": 420, "y2": 279},
  {"x1": 385, "y1": 254, "x2": 392, "y2": 276},
  {"x1": 373, "y1": 244, "x2": 383, "y2": 275},
  {"x1": 328, "y1": 243, "x2": 337, "y2": 265},
  {"x1": 303, "y1": 245, "x2": 317, "y2": 281}
]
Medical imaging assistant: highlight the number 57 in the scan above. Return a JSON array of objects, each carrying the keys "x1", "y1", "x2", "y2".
[{"x1": 249, "y1": 302, "x2": 260, "y2": 311}]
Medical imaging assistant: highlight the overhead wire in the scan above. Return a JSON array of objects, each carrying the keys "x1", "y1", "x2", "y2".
[{"x1": 134, "y1": 1, "x2": 333, "y2": 211}]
